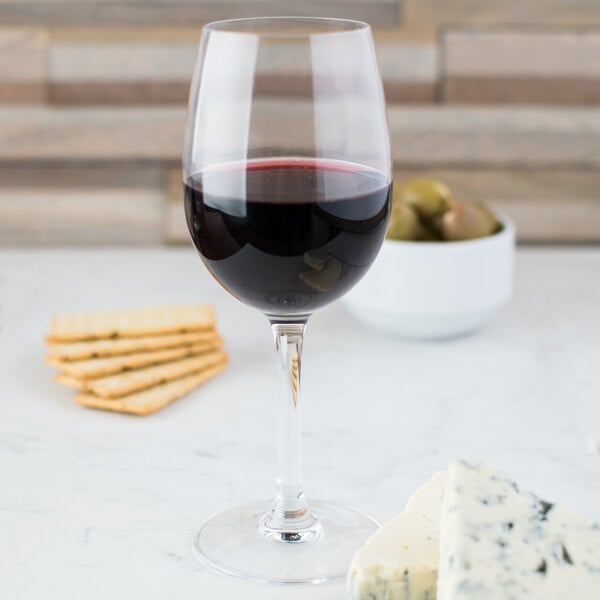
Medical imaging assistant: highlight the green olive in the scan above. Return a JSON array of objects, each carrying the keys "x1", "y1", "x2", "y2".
[
  {"x1": 420, "y1": 223, "x2": 443, "y2": 242},
  {"x1": 386, "y1": 200, "x2": 425, "y2": 241},
  {"x1": 440, "y1": 200, "x2": 499, "y2": 241},
  {"x1": 397, "y1": 177, "x2": 452, "y2": 220},
  {"x1": 474, "y1": 201, "x2": 502, "y2": 234}
]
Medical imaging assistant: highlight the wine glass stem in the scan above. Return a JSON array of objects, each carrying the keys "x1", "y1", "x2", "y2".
[{"x1": 260, "y1": 320, "x2": 321, "y2": 543}]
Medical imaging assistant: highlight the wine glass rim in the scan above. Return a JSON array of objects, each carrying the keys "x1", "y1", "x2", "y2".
[{"x1": 203, "y1": 16, "x2": 371, "y2": 38}]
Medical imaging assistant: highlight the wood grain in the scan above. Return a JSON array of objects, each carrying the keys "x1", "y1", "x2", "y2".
[
  {"x1": 378, "y1": 42, "x2": 438, "y2": 102},
  {"x1": 48, "y1": 26, "x2": 201, "y2": 43},
  {"x1": 0, "y1": 188, "x2": 164, "y2": 245},
  {"x1": 50, "y1": 41, "x2": 196, "y2": 81},
  {"x1": 0, "y1": 164, "x2": 162, "y2": 188},
  {"x1": 165, "y1": 167, "x2": 187, "y2": 244},
  {"x1": 49, "y1": 81, "x2": 190, "y2": 105},
  {"x1": 388, "y1": 106, "x2": 600, "y2": 167},
  {"x1": 404, "y1": 0, "x2": 600, "y2": 27},
  {"x1": 0, "y1": 0, "x2": 401, "y2": 27},
  {"x1": 0, "y1": 28, "x2": 47, "y2": 102},
  {"x1": 443, "y1": 30, "x2": 600, "y2": 104},
  {"x1": 167, "y1": 168, "x2": 600, "y2": 244},
  {"x1": 45, "y1": 39, "x2": 437, "y2": 104},
  {"x1": 444, "y1": 77, "x2": 600, "y2": 106},
  {"x1": 498, "y1": 198, "x2": 600, "y2": 243},
  {"x1": 0, "y1": 107, "x2": 184, "y2": 161},
  {"x1": 0, "y1": 165, "x2": 164, "y2": 245},
  {"x1": 48, "y1": 39, "x2": 194, "y2": 103},
  {"x1": 3, "y1": 105, "x2": 600, "y2": 168}
]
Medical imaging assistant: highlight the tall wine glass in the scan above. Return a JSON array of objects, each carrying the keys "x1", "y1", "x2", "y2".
[{"x1": 183, "y1": 17, "x2": 391, "y2": 584}]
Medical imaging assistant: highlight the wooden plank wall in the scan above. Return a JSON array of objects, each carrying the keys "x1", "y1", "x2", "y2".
[
  {"x1": 1, "y1": 0, "x2": 600, "y2": 245},
  {"x1": 0, "y1": 0, "x2": 401, "y2": 27},
  {"x1": 443, "y1": 30, "x2": 600, "y2": 105}
]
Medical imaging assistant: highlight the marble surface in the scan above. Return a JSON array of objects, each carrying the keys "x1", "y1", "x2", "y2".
[{"x1": 0, "y1": 247, "x2": 599, "y2": 599}]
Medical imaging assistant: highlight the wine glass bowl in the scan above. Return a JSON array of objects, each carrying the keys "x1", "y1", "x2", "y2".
[
  {"x1": 183, "y1": 17, "x2": 391, "y2": 584},
  {"x1": 184, "y1": 158, "x2": 391, "y2": 318}
]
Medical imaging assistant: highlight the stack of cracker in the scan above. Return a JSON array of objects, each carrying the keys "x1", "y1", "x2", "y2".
[{"x1": 45, "y1": 305, "x2": 228, "y2": 415}]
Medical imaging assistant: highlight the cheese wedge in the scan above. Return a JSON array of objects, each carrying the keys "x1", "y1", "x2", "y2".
[
  {"x1": 348, "y1": 471, "x2": 446, "y2": 600},
  {"x1": 437, "y1": 460, "x2": 600, "y2": 599},
  {"x1": 349, "y1": 461, "x2": 600, "y2": 600}
]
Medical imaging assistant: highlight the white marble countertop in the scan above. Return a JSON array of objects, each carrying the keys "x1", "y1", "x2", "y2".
[{"x1": 1, "y1": 247, "x2": 599, "y2": 599}]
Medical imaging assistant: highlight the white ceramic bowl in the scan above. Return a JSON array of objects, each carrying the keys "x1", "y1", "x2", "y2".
[{"x1": 343, "y1": 218, "x2": 516, "y2": 339}]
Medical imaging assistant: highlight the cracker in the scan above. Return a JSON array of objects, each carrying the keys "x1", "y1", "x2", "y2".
[
  {"x1": 85, "y1": 351, "x2": 228, "y2": 398},
  {"x1": 53, "y1": 373, "x2": 85, "y2": 390},
  {"x1": 75, "y1": 362, "x2": 227, "y2": 415},
  {"x1": 47, "y1": 304, "x2": 215, "y2": 342},
  {"x1": 45, "y1": 355, "x2": 64, "y2": 368},
  {"x1": 46, "y1": 330, "x2": 218, "y2": 361},
  {"x1": 53, "y1": 338, "x2": 223, "y2": 379}
]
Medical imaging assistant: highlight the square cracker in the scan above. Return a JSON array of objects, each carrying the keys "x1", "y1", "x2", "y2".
[
  {"x1": 47, "y1": 304, "x2": 215, "y2": 342},
  {"x1": 54, "y1": 373, "x2": 85, "y2": 390},
  {"x1": 85, "y1": 351, "x2": 228, "y2": 398},
  {"x1": 46, "y1": 330, "x2": 218, "y2": 362},
  {"x1": 75, "y1": 362, "x2": 227, "y2": 415},
  {"x1": 52, "y1": 338, "x2": 223, "y2": 379}
]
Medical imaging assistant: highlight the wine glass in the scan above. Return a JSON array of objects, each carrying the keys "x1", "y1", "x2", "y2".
[{"x1": 183, "y1": 17, "x2": 391, "y2": 584}]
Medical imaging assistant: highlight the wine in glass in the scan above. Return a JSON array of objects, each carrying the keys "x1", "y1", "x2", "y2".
[{"x1": 183, "y1": 17, "x2": 391, "y2": 584}]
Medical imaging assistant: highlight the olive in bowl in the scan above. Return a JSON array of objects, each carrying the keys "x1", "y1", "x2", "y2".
[{"x1": 343, "y1": 178, "x2": 515, "y2": 339}]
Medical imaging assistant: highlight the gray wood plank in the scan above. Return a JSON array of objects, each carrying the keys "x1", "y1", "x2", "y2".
[
  {"x1": 0, "y1": 107, "x2": 184, "y2": 161},
  {"x1": 444, "y1": 77, "x2": 600, "y2": 106},
  {"x1": 49, "y1": 79, "x2": 436, "y2": 105},
  {"x1": 0, "y1": 163, "x2": 161, "y2": 187},
  {"x1": 165, "y1": 166, "x2": 187, "y2": 244},
  {"x1": 388, "y1": 106, "x2": 600, "y2": 167},
  {"x1": 0, "y1": 28, "x2": 47, "y2": 102},
  {"x1": 0, "y1": 165, "x2": 165, "y2": 245},
  {"x1": 46, "y1": 39, "x2": 436, "y2": 104},
  {"x1": 2, "y1": 105, "x2": 600, "y2": 168},
  {"x1": 378, "y1": 42, "x2": 438, "y2": 102},
  {"x1": 0, "y1": 189, "x2": 165, "y2": 245},
  {"x1": 50, "y1": 42, "x2": 196, "y2": 81},
  {"x1": 405, "y1": 0, "x2": 600, "y2": 27},
  {"x1": 443, "y1": 30, "x2": 600, "y2": 105},
  {"x1": 498, "y1": 198, "x2": 600, "y2": 243},
  {"x1": 48, "y1": 82, "x2": 190, "y2": 105},
  {"x1": 444, "y1": 30, "x2": 600, "y2": 77},
  {"x1": 0, "y1": 0, "x2": 401, "y2": 27}
]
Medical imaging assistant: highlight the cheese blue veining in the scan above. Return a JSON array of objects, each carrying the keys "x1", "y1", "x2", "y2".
[{"x1": 437, "y1": 460, "x2": 600, "y2": 599}]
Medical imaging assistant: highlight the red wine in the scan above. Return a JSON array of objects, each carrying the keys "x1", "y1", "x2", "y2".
[{"x1": 184, "y1": 159, "x2": 391, "y2": 317}]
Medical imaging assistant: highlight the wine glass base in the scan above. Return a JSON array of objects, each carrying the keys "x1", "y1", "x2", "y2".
[{"x1": 192, "y1": 500, "x2": 379, "y2": 584}]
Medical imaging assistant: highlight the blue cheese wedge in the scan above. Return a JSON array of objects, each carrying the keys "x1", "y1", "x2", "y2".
[
  {"x1": 437, "y1": 460, "x2": 600, "y2": 599},
  {"x1": 348, "y1": 471, "x2": 446, "y2": 600}
]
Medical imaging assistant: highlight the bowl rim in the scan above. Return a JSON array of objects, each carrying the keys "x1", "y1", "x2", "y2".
[{"x1": 383, "y1": 214, "x2": 515, "y2": 249}]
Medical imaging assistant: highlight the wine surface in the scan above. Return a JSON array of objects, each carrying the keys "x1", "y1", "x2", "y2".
[{"x1": 184, "y1": 158, "x2": 391, "y2": 317}]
